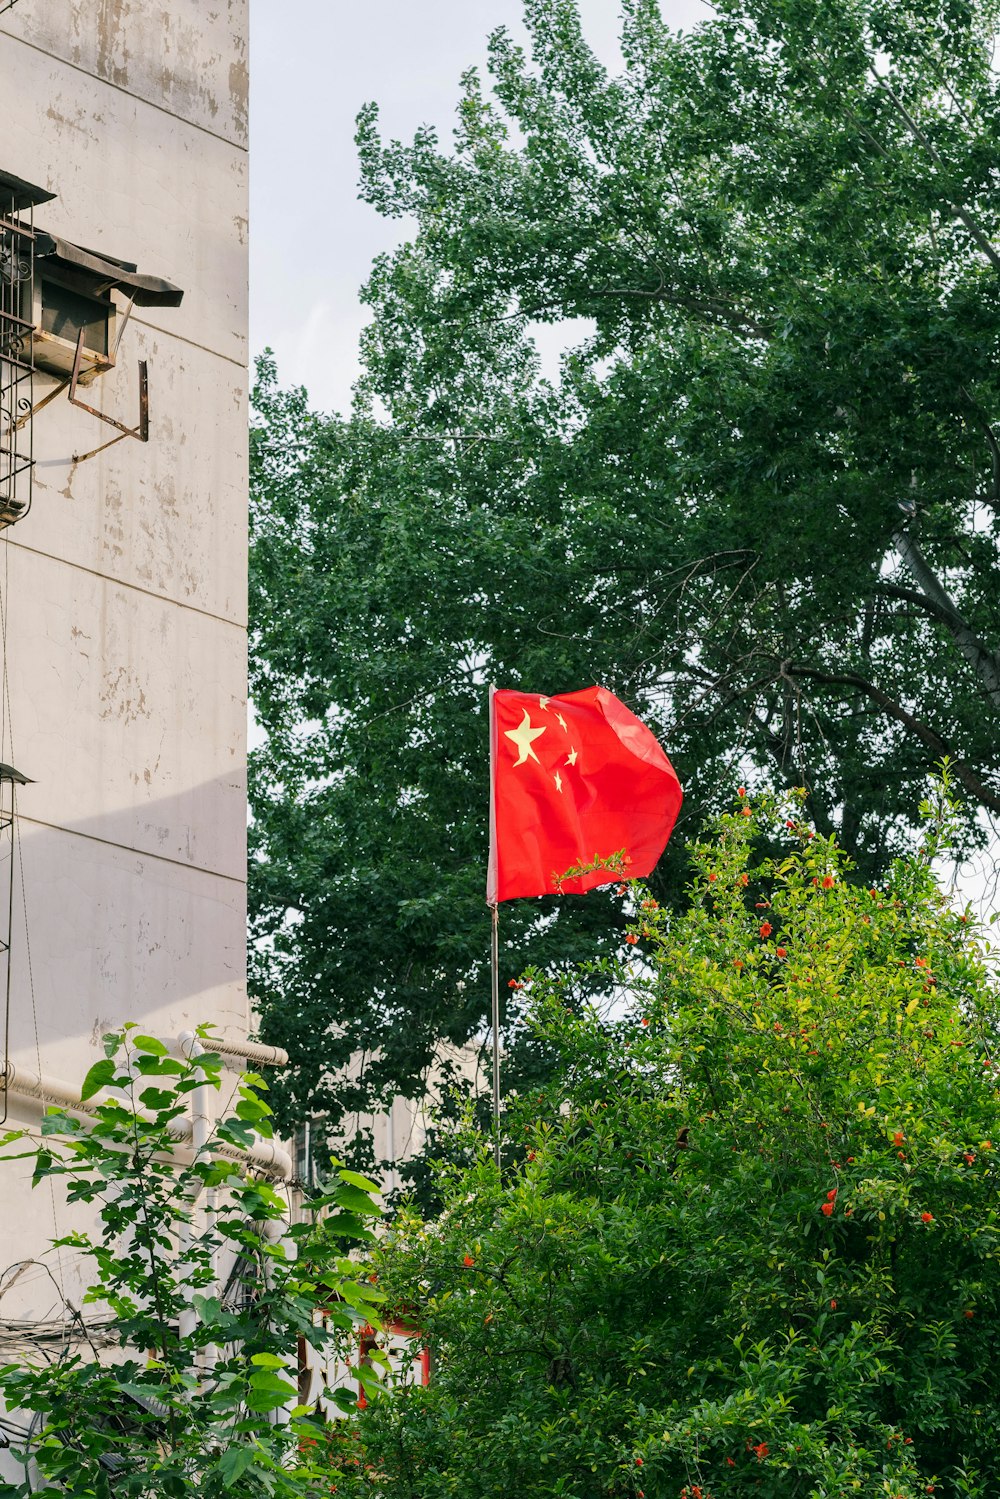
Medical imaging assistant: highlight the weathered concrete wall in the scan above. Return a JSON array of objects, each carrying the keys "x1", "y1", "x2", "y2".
[{"x1": 0, "y1": 0, "x2": 249, "y2": 1334}]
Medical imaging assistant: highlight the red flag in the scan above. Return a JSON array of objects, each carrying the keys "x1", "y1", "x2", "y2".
[{"x1": 486, "y1": 686, "x2": 682, "y2": 903}]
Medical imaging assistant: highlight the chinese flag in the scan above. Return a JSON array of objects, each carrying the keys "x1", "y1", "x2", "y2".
[{"x1": 486, "y1": 686, "x2": 682, "y2": 903}]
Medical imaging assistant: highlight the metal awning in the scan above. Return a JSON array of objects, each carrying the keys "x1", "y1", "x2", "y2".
[
  {"x1": 0, "y1": 168, "x2": 56, "y2": 213},
  {"x1": 35, "y1": 233, "x2": 183, "y2": 308}
]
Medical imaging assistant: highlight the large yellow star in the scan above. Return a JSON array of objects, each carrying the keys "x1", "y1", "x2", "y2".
[{"x1": 505, "y1": 709, "x2": 546, "y2": 766}]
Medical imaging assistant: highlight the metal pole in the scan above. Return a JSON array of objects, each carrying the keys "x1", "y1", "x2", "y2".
[{"x1": 491, "y1": 902, "x2": 501, "y2": 1170}]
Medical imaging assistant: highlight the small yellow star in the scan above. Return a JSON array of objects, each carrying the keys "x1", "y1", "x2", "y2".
[
  {"x1": 505, "y1": 709, "x2": 546, "y2": 766},
  {"x1": 554, "y1": 770, "x2": 563, "y2": 793},
  {"x1": 556, "y1": 712, "x2": 568, "y2": 731},
  {"x1": 539, "y1": 696, "x2": 551, "y2": 710},
  {"x1": 566, "y1": 747, "x2": 578, "y2": 767}
]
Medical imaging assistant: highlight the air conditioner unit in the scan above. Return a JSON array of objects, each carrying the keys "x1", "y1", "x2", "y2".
[{"x1": 30, "y1": 264, "x2": 116, "y2": 385}]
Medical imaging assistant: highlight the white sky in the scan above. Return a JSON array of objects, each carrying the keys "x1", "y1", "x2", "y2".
[{"x1": 249, "y1": 0, "x2": 706, "y2": 415}]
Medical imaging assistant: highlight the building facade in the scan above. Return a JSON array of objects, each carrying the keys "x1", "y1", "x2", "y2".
[{"x1": 0, "y1": 0, "x2": 251, "y2": 1382}]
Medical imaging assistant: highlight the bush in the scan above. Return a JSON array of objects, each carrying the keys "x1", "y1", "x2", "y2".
[
  {"x1": 0, "y1": 1027, "x2": 384, "y2": 1497},
  {"x1": 355, "y1": 790, "x2": 1000, "y2": 1498}
]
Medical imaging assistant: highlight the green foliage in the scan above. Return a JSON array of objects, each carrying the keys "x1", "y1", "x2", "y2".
[
  {"x1": 249, "y1": 0, "x2": 1000, "y2": 1164},
  {"x1": 0, "y1": 1026, "x2": 382, "y2": 1497},
  {"x1": 352, "y1": 799, "x2": 1000, "y2": 1497}
]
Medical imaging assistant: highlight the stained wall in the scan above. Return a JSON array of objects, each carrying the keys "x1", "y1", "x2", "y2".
[{"x1": 0, "y1": 0, "x2": 249, "y2": 1323}]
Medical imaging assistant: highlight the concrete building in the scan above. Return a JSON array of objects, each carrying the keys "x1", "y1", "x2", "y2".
[{"x1": 0, "y1": 0, "x2": 254, "y2": 1389}]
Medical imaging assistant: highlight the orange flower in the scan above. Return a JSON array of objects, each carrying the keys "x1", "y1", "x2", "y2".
[
  {"x1": 626, "y1": 933, "x2": 638, "y2": 945},
  {"x1": 920, "y1": 1212, "x2": 934, "y2": 1224},
  {"x1": 776, "y1": 946, "x2": 787, "y2": 958},
  {"x1": 463, "y1": 1253, "x2": 475, "y2": 1267},
  {"x1": 893, "y1": 1131, "x2": 905, "y2": 1146},
  {"x1": 737, "y1": 786, "x2": 746, "y2": 797},
  {"x1": 822, "y1": 875, "x2": 835, "y2": 889},
  {"x1": 821, "y1": 1202, "x2": 834, "y2": 1217},
  {"x1": 740, "y1": 872, "x2": 749, "y2": 885},
  {"x1": 759, "y1": 921, "x2": 773, "y2": 938}
]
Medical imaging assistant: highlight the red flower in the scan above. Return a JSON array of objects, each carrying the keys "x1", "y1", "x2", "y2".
[
  {"x1": 822, "y1": 875, "x2": 835, "y2": 889},
  {"x1": 635, "y1": 1457, "x2": 643, "y2": 1467},
  {"x1": 708, "y1": 872, "x2": 718, "y2": 882},
  {"x1": 726, "y1": 1458, "x2": 736, "y2": 1468},
  {"x1": 463, "y1": 1254, "x2": 475, "y2": 1267},
  {"x1": 508, "y1": 979, "x2": 523, "y2": 990},
  {"x1": 893, "y1": 1131, "x2": 905, "y2": 1146},
  {"x1": 741, "y1": 806, "x2": 752, "y2": 816},
  {"x1": 821, "y1": 1202, "x2": 834, "y2": 1217},
  {"x1": 830, "y1": 1298, "x2": 837, "y2": 1309},
  {"x1": 964, "y1": 1152, "x2": 975, "y2": 1164},
  {"x1": 733, "y1": 959, "x2": 744, "y2": 970},
  {"x1": 626, "y1": 933, "x2": 638, "y2": 945},
  {"x1": 964, "y1": 1308, "x2": 974, "y2": 1318},
  {"x1": 641, "y1": 1017, "x2": 649, "y2": 1027},
  {"x1": 921, "y1": 1212, "x2": 934, "y2": 1224},
  {"x1": 753, "y1": 1443, "x2": 768, "y2": 1461},
  {"x1": 775, "y1": 946, "x2": 787, "y2": 958},
  {"x1": 737, "y1": 786, "x2": 746, "y2": 797},
  {"x1": 759, "y1": 922, "x2": 773, "y2": 938},
  {"x1": 740, "y1": 872, "x2": 749, "y2": 885},
  {"x1": 826, "y1": 1189, "x2": 837, "y2": 1201},
  {"x1": 527, "y1": 1151, "x2": 536, "y2": 1161}
]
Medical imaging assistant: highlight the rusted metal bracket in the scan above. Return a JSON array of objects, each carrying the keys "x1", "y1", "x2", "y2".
[{"x1": 67, "y1": 295, "x2": 149, "y2": 461}]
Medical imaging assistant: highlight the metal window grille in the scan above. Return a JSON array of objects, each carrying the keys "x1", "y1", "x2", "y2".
[
  {"x1": 0, "y1": 178, "x2": 39, "y2": 528},
  {"x1": 0, "y1": 3, "x2": 21, "y2": 16}
]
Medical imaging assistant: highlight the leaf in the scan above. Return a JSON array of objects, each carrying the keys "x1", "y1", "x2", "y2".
[
  {"x1": 334, "y1": 1183, "x2": 382, "y2": 1217},
  {"x1": 339, "y1": 1168, "x2": 382, "y2": 1194},
  {"x1": 216, "y1": 1446, "x2": 258, "y2": 1487},
  {"x1": 80, "y1": 1058, "x2": 118, "y2": 1102},
  {"x1": 131, "y1": 1034, "x2": 168, "y2": 1056}
]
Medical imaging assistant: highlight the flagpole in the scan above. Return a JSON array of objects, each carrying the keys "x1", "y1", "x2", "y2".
[
  {"x1": 487, "y1": 683, "x2": 501, "y2": 1170},
  {"x1": 490, "y1": 901, "x2": 501, "y2": 1170}
]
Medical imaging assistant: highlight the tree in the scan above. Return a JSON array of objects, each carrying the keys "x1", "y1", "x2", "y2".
[
  {"x1": 0, "y1": 1026, "x2": 384, "y2": 1497},
  {"x1": 349, "y1": 791, "x2": 1000, "y2": 1498},
  {"x1": 249, "y1": 0, "x2": 1000, "y2": 1160}
]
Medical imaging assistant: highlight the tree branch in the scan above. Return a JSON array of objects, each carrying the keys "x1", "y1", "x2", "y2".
[
  {"x1": 782, "y1": 661, "x2": 1000, "y2": 814},
  {"x1": 892, "y1": 528, "x2": 1000, "y2": 707},
  {"x1": 871, "y1": 77, "x2": 1000, "y2": 275}
]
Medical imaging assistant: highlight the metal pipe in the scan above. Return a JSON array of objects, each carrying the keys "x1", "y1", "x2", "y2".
[
  {"x1": 205, "y1": 1034, "x2": 289, "y2": 1069},
  {"x1": 1, "y1": 1061, "x2": 292, "y2": 1179}
]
